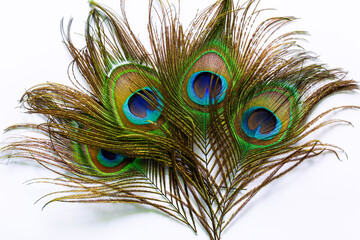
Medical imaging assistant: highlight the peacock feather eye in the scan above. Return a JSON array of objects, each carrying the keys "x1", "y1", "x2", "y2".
[
  {"x1": 241, "y1": 107, "x2": 282, "y2": 140},
  {"x1": 107, "y1": 64, "x2": 164, "y2": 130},
  {"x1": 187, "y1": 71, "x2": 228, "y2": 106},
  {"x1": 97, "y1": 149, "x2": 126, "y2": 168},
  {"x1": 182, "y1": 50, "x2": 232, "y2": 111},
  {"x1": 234, "y1": 90, "x2": 293, "y2": 146},
  {"x1": 123, "y1": 87, "x2": 163, "y2": 125},
  {"x1": 86, "y1": 146, "x2": 134, "y2": 174}
]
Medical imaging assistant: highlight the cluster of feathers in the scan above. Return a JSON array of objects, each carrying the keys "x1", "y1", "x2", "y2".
[{"x1": 2, "y1": 0, "x2": 358, "y2": 239}]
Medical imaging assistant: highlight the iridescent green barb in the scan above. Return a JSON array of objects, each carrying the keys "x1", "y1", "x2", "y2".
[{"x1": 2, "y1": 0, "x2": 358, "y2": 239}]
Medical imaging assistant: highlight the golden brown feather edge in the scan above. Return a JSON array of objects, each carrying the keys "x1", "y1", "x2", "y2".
[{"x1": 1, "y1": 0, "x2": 358, "y2": 239}]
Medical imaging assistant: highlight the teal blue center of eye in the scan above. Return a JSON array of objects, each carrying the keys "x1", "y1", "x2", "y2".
[
  {"x1": 97, "y1": 149, "x2": 126, "y2": 168},
  {"x1": 123, "y1": 87, "x2": 163, "y2": 125},
  {"x1": 187, "y1": 71, "x2": 228, "y2": 105},
  {"x1": 241, "y1": 107, "x2": 282, "y2": 140}
]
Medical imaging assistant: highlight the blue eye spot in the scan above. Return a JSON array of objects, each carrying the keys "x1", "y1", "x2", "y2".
[
  {"x1": 187, "y1": 71, "x2": 228, "y2": 106},
  {"x1": 241, "y1": 107, "x2": 282, "y2": 140},
  {"x1": 128, "y1": 90, "x2": 157, "y2": 118},
  {"x1": 123, "y1": 87, "x2": 163, "y2": 125},
  {"x1": 97, "y1": 149, "x2": 126, "y2": 168}
]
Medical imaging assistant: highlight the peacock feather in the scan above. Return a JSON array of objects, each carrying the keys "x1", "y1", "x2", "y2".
[{"x1": 1, "y1": 0, "x2": 358, "y2": 239}]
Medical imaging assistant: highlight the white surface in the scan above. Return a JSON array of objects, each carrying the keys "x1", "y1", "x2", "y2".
[{"x1": 0, "y1": 0, "x2": 359, "y2": 240}]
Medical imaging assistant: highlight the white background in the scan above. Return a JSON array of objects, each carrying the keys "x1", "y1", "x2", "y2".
[{"x1": 0, "y1": 0, "x2": 359, "y2": 239}]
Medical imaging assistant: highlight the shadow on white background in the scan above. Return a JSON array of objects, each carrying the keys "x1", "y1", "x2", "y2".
[{"x1": 0, "y1": 0, "x2": 359, "y2": 239}]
